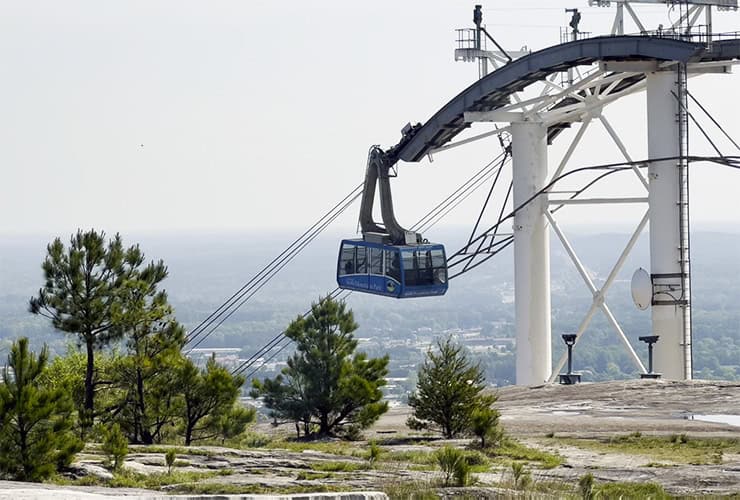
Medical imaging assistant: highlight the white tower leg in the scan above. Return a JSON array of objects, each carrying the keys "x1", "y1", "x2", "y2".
[
  {"x1": 512, "y1": 121, "x2": 551, "y2": 385},
  {"x1": 646, "y1": 71, "x2": 691, "y2": 380}
]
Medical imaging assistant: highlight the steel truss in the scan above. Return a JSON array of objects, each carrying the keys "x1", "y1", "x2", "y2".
[{"x1": 438, "y1": 36, "x2": 739, "y2": 382}]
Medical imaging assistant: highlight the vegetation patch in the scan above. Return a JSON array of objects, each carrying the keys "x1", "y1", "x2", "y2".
[
  {"x1": 309, "y1": 460, "x2": 371, "y2": 472},
  {"x1": 486, "y1": 438, "x2": 564, "y2": 469},
  {"x1": 296, "y1": 470, "x2": 333, "y2": 480},
  {"x1": 555, "y1": 434, "x2": 740, "y2": 465},
  {"x1": 382, "y1": 480, "x2": 440, "y2": 499},
  {"x1": 595, "y1": 481, "x2": 671, "y2": 499},
  {"x1": 382, "y1": 449, "x2": 438, "y2": 466},
  {"x1": 169, "y1": 482, "x2": 344, "y2": 495},
  {"x1": 52, "y1": 469, "x2": 223, "y2": 490},
  {"x1": 265, "y1": 439, "x2": 362, "y2": 457}
]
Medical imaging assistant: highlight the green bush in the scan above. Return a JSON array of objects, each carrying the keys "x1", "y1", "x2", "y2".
[
  {"x1": 578, "y1": 472, "x2": 594, "y2": 500},
  {"x1": 102, "y1": 423, "x2": 128, "y2": 471},
  {"x1": 436, "y1": 446, "x2": 471, "y2": 487},
  {"x1": 165, "y1": 449, "x2": 176, "y2": 474},
  {"x1": 511, "y1": 461, "x2": 531, "y2": 490},
  {"x1": 0, "y1": 339, "x2": 82, "y2": 481},
  {"x1": 367, "y1": 441, "x2": 382, "y2": 464},
  {"x1": 462, "y1": 450, "x2": 488, "y2": 467}
]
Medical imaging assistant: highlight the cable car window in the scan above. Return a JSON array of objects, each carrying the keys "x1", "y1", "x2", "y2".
[
  {"x1": 419, "y1": 250, "x2": 434, "y2": 285},
  {"x1": 369, "y1": 248, "x2": 383, "y2": 275},
  {"x1": 339, "y1": 245, "x2": 355, "y2": 276},
  {"x1": 402, "y1": 250, "x2": 417, "y2": 286},
  {"x1": 431, "y1": 249, "x2": 447, "y2": 284},
  {"x1": 356, "y1": 246, "x2": 367, "y2": 274},
  {"x1": 431, "y1": 249, "x2": 445, "y2": 269},
  {"x1": 385, "y1": 249, "x2": 401, "y2": 282}
]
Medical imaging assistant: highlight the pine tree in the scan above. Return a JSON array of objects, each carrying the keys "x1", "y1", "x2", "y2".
[
  {"x1": 111, "y1": 265, "x2": 185, "y2": 443},
  {"x1": 101, "y1": 422, "x2": 128, "y2": 471},
  {"x1": 215, "y1": 404, "x2": 256, "y2": 445},
  {"x1": 407, "y1": 337, "x2": 498, "y2": 439},
  {"x1": 29, "y1": 230, "x2": 165, "y2": 428},
  {"x1": 179, "y1": 356, "x2": 244, "y2": 446},
  {"x1": 0, "y1": 338, "x2": 82, "y2": 481},
  {"x1": 251, "y1": 296, "x2": 389, "y2": 438}
]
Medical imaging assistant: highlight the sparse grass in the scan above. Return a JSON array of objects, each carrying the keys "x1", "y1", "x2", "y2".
[
  {"x1": 108, "y1": 468, "x2": 225, "y2": 489},
  {"x1": 595, "y1": 481, "x2": 671, "y2": 499},
  {"x1": 383, "y1": 479, "x2": 440, "y2": 499},
  {"x1": 381, "y1": 449, "x2": 438, "y2": 466},
  {"x1": 555, "y1": 434, "x2": 740, "y2": 465},
  {"x1": 238, "y1": 431, "x2": 273, "y2": 449},
  {"x1": 531, "y1": 479, "x2": 577, "y2": 495},
  {"x1": 295, "y1": 470, "x2": 333, "y2": 480},
  {"x1": 486, "y1": 438, "x2": 564, "y2": 469},
  {"x1": 54, "y1": 468, "x2": 225, "y2": 490},
  {"x1": 170, "y1": 482, "x2": 344, "y2": 495},
  {"x1": 265, "y1": 439, "x2": 362, "y2": 457},
  {"x1": 309, "y1": 460, "x2": 371, "y2": 472}
]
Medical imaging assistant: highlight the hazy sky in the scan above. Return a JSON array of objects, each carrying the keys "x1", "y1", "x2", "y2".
[{"x1": 2, "y1": 0, "x2": 740, "y2": 237}]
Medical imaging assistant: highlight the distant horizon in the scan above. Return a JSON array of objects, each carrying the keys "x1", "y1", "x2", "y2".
[{"x1": 3, "y1": 221, "x2": 740, "y2": 239}]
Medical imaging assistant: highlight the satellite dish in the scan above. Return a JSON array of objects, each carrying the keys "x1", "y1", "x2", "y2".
[{"x1": 631, "y1": 268, "x2": 652, "y2": 311}]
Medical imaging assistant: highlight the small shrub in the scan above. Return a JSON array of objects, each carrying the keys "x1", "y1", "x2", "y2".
[
  {"x1": 578, "y1": 472, "x2": 594, "y2": 500},
  {"x1": 470, "y1": 406, "x2": 503, "y2": 449},
  {"x1": 101, "y1": 423, "x2": 128, "y2": 471},
  {"x1": 165, "y1": 449, "x2": 176, "y2": 474},
  {"x1": 453, "y1": 458, "x2": 471, "y2": 487},
  {"x1": 436, "y1": 446, "x2": 466, "y2": 486},
  {"x1": 545, "y1": 431, "x2": 555, "y2": 438},
  {"x1": 240, "y1": 431, "x2": 272, "y2": 448},
  {"x1": 463, "y1": 450, "x2": 488, "y2": 467},
  {"x1": 367, "y1": 441, "x2": 382, "y2": 464},
  {"x1": 670, "y1": 433, "x2": 689, "y2": 444},
  {"x1": 511, "y1": 461, "x2": 531, "y2": 490}
]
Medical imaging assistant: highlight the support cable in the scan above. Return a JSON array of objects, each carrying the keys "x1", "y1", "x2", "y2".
[
  {"x1": 187, "y1": 192, "x2": 360, "y2": 352},
  {"x1": 185, "y1": 185, "x2": 362, "y2": 349},
  {"x1": 447, "y1": 155, "x2": 740, "y2": 280},
  {"x1": 672, "y1": 90, "x2": 723, "y2": 158},
  {"x1": 687, "y1": 90, "x2": 740, "y2": 152},
  {"x1": 411, "y1": 150, "x2": 508, "y2": 233},
  {"x1": 236, "y1": 154, "x2": 740, "y2": 376},
  {"x1": 238, "y1": 148, "x2": 512, "y2": 376}
]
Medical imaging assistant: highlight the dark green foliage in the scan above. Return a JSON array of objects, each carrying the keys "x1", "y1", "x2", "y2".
[
  {"x1": 29, "y1": 229, "x2": 166, "y2": 426},
  {"x1": 179, "y1": 356, "x2": 244, "y2": 446},
  {"x1": 113, "y1": 318, "x2": 185, "y2": 444},
  {"x1": 109, "y1": 259, "x2": 185, "y2": 444},
  {"x1": 470, "y1": 406, "x2": 503, "y2": 449},
  {"x1": 407, "y1": 337, "x2": 498, "y2": 439},
  {"x1": 215, "y1": 404, "x2": 256, "y2": 445},
  {"x1": 578, "y1": 472, "x2": 594, "y2": 500},
  {"x1": 511, "y1": 461, "x2": 531, "y2": 490},
  {"x1": 251, "y1": 297, "x2": 389, "y2": 438},
  {"x1": 435, "y1": 446, "x2": 470, "y2": 487},
  {"x1": 101, "y1": 422, "x2": 128, "y2": 471},
  {"x1": 0, "y1": 338, "x2": 82, "y2": 481}
]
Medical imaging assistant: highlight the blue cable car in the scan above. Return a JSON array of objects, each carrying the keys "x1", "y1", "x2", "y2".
[{"x1": 337, "y1": 239, "x2": 448, "y2": 298}]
